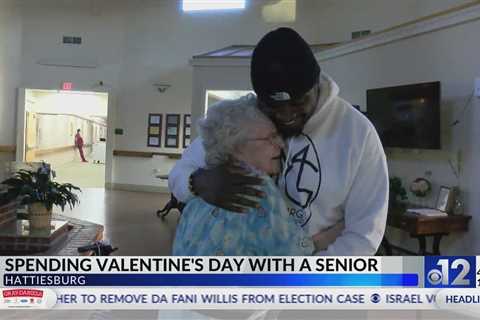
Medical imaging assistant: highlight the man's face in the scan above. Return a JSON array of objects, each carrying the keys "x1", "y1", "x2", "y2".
[{"x1": 258, "y1": 83, "x2": 319, "y2": 138}]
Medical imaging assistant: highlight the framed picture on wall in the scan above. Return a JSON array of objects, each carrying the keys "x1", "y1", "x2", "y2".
[
  {"x1": 148, "y1": 137, "x2": 159, "y2": 146},
  {"x1": 165, "y1": 114, "x2": 180, "y2": 148},
  {"x1": 147, "y1": 113, "x2": 162, "y2": 147},
  {"x1": 183, "y1": 114, "x2": 191, "y2": 148},
  {"x1": 167, "y1": 127, "x2": 177, "y2": 135},
  {"x1": 149, "y1": 115, "x2": 161, "y2": 125}
]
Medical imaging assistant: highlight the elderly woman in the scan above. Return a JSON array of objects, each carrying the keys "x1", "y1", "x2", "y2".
[{"x1": 172, "y1": 95, "x2": 314, "y2": 256}]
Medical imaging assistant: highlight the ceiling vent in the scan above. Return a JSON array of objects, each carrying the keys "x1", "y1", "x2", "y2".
[{"x1": 63, "y1": 36, "x2": 82, "y2": 45}]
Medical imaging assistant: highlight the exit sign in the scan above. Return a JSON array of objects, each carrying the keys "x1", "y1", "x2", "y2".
[{"x1": 62, "y1": 82, "x2": 73, "y2": 90}]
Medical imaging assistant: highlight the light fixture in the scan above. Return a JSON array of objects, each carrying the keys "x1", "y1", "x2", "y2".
[{"x1": 153, "y1": 84, "x2": 171, "y2": 93}]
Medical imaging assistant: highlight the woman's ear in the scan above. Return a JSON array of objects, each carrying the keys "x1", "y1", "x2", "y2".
[
  {"x1": 231, "y1": 144, "x2": 246, "y2": 164},
  {"x1": 225, "y1": 153, "x2": 237, "y2": 166}
]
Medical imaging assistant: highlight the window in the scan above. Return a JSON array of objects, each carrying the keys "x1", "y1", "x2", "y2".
[
  {"x1": 262, "y1": 0, "x2": 296, "y2": 23},
  {"x1": 183, "y1": 0, "x2": 245, "y2": 12},
  {"x1": 205, "y1": 90, "x2": 253, "y2": 114}
]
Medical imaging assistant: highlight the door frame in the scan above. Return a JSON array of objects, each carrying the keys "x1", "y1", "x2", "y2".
[{"x1": 16, "y1": 87, "x2": 116, "y2": 187}]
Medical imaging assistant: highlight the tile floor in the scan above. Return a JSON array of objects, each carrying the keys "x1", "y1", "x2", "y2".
[{"x1": 61, "y1": 188, "x2": 177, "y2": 256}]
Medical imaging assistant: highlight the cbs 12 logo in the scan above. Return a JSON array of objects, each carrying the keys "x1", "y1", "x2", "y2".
[{"x1": 425, "y1": 256, "x2": 476, "y2": 288}]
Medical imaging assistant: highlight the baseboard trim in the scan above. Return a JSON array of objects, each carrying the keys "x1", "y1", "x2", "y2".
[{"x1": 105, "y1": 183, "x2": 170, "y2": 193}]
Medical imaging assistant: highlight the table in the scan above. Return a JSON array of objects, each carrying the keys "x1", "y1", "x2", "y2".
[
  {"x1": 383, "y1": 206, "x2": 471, "y2": 255},
  {"x1": 0, "y1": 213, "x2": 103, "y2": 255},
  {"x1": 46, "y1": 214, "x2": 104, "y2": 255}
]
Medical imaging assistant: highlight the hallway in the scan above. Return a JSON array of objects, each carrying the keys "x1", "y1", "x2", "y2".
[{"x1": 54, "y1": 160, "x2": 105, "y2": 189}]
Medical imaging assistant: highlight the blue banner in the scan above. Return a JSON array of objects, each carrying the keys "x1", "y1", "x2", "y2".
[{"x1": 4, "y1": 273, "x2": 418, "y2": 287}]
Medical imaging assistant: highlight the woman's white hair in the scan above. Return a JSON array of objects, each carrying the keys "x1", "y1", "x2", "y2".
[{"x1": 198, "y1": 94, "x2": 272, "y2": 167}]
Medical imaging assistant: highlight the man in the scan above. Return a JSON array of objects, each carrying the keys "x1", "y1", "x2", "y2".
[
  {"x1": 74, "y1": 129, "x2": 88, "y2": 163},
  {"x1": 169, "y1": 27, "x2": 388, "y2": 255}
]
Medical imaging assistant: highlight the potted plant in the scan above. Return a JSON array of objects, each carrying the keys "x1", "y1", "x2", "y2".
[
  {"x1": 0, "y1": 163, "x2": 80, "y2": 230},
  {"x1": 389, "y1": 177, "x2": 408, "y2": 208}
]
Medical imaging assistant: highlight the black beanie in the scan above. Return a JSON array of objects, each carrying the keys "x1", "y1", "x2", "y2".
[{"x1": 251, "y1": 28, "x2": 321, "y2": 105}]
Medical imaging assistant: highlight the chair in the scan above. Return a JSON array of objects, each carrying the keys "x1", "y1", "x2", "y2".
[{"x1": 156, "y1": 194, "x2": 185, "y2": 220}]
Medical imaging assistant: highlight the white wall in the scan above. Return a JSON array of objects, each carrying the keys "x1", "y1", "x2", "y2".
[
  {"x1": 19, "y1": 0, "x2": 125, "y2": 92},
  {"x1": 32, "y1": 91, "x2": 108, "y2": 118},
  {"x1": 0, "y1": 0, "x2": 22, "y2": 182},
  {"x1": 0, "y1": 0, "x2": 473, "y2": 189},
  {"x1": 296, "y1": 0, "x2": 473, "y2": 43},
  {"x1": 0, "y1": 0, "x2": 22, "y2": 145}
]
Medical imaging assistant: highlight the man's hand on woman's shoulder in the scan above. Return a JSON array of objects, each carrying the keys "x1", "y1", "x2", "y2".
[{"x1": 190, "y1": 163, "x2": 265, "y2": 213}]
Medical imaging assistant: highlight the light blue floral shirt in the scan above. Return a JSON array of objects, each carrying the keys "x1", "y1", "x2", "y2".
[{"x1": 172, "y1": 173, "x2": 314, "y2": 256}]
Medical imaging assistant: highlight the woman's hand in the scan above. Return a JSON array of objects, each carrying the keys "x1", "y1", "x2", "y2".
[
  {"x1": 190, "y1": 163, "x2": 265, "y2": 213},
  {"x1": 312, "y1": 221, "x2": 345, "y2": 252}
]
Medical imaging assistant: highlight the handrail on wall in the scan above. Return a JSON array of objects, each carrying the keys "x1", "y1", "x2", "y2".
[
  {"x1": 1, "y1": 146, "x2": 181, "y2": 160},
  {"x1": 34, "y1": 144, "x2": 93, "y2": 156},
  {"x1": 0, "y1": 145, "x2": 16, "y2": 153},
  {"x1": 113, "y1": 150, "x2": 181, "y2": 160}
]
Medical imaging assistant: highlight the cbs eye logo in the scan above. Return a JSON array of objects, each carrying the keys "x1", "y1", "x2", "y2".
[
  {"x1": 426, "y1": 269, "x2": 443, "y2": 285},
  {"x1": 425, "y1": 257, "x2": 475, "y2": 288},
  {"x1": 370, "y1": 294, "x2": 381, "y2": 304}
]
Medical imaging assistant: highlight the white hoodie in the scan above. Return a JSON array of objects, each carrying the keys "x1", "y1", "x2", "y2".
[{"x1": 168, "y1": 73, "x2": 389, "y2": 256}]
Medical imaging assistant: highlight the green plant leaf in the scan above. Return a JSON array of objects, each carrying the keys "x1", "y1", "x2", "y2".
[{"x1": 0, "y1": 167, "x2": 81, "y2": 212}]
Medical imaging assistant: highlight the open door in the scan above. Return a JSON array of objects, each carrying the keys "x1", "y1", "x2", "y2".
[{"x1": 17, "y1": 87, "x2": 114, "y2": 189}]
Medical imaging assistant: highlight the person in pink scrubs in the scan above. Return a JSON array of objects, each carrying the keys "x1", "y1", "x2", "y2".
[{"x1": 74, "y1": 129, "x2": 87, "y2": 162}]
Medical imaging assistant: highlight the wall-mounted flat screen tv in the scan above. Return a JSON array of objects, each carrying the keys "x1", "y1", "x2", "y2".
[{"x1": 366, "y1": 81, "x2": 441, "y2": 149}]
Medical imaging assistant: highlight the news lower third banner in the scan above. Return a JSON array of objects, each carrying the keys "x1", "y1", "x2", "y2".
[{"x1": 0, "y1": 256, "x2": 479, "y2": 312}]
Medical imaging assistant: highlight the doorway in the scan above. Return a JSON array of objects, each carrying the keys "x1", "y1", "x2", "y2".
[{"x1": 16, "y1": 89, "x2": 110, "y2": 189}]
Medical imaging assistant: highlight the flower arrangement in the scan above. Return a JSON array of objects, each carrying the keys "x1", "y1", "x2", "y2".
[{"x1": 409, "y1": 177, "x2": 432, "y2": 198}]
